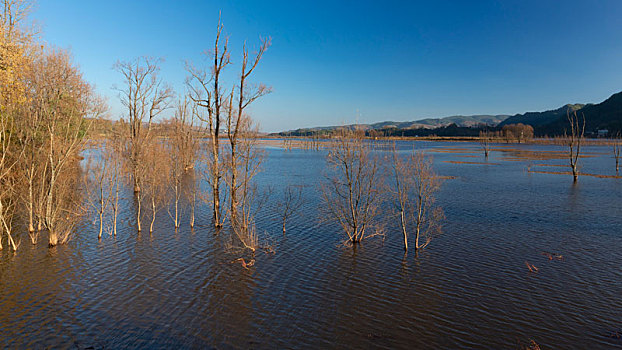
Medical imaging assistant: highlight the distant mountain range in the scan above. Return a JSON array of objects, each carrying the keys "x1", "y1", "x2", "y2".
[
  {"x1": 498, "y1": 104, "x2": 585, "y2": 128},
  {"x1": 277, "y1": 115, "x2": 509, "y2": 136},
  {"x1": 276, "y1": 91, "x2": 622, "y2": 136}
]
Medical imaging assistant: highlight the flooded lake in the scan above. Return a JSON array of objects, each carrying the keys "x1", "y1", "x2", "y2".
[{"x1": 1, "y1": 141, "x2": 621, "y2": 349}]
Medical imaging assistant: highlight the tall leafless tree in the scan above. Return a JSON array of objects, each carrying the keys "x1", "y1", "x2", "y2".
[
  {"x1": 185, "y1": 18, "x2": 230, "y2": 229},
  {"x1": 226, "y1": 38, "x2": 271, "y2": 226},
  {"x1": 114, "y1": 56, "x2": 173, "y2": 194},
  {"x1": 187, "y1": 19, "x2": 270, "y2": 231}
]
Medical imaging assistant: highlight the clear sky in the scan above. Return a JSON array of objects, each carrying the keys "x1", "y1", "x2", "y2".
[{"x1": 32, "y1": 0, "x2": 622, "y2": 132}]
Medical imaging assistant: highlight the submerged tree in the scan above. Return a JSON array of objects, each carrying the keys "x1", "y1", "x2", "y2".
[
  {"x1": 187, "y1": 19, "x2": 270, "y2": 231},
  {"x1": 479, "y1": 129, "x2": 492, "y2": 158},
  {"x1": 2, "y1": 0, "x2": 105, "y2": 247},
  {"x1": 0, "y1": 117, "x2": 19, "y2": 251},
  {"x1": 85, "y1": 144, "x2": 114, "y2": 240},
  {"x1": 143, "y1": 138, "x2": 170, "y2": 234},
  {"x1": 33, "y1": 49, "x2": 105, "y2": 246},
  {"x1": 322, "y1": 128, "x2": 383, "y2": 245},
  {"x1": 275, "y1": 185, "x2": 304, "y2": 235},
  {"x1": 2, "y1": 0, "x2": 34, "y2": 247},
  {"x1": 613, "y1": 132, "x2": 620, "y2": 174},
  {"x1": 225, "y1": 115, "x2": 266, "y2": 253},
  {"x1": 566, "y1": 111, "x2": 585, "y2": 183},
  {"x1": 226, "y1": 37, "x2": 271, "y2": 227},
  {"x1": 185, "y1": 19, "x2": 230, "y2": 229},
  {"x1": 114, "y1": 56, "x2": 173, "y2": 194},
  {"x1": 390, "y1": 146, "x2": 443, "y2": 251},
  {"x1": 166, "y1": 98, "x2": 198, "y2": 229},
  {"x1": 106, "y1": 137, "x2": 123, "y2": 236}
]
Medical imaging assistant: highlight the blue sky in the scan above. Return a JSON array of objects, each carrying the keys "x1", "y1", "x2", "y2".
[{"x1": 33, "y1": 0, "x2": 622, "y2": 132}]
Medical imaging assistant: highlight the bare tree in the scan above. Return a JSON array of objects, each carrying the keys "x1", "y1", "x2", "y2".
[
  {"x1": 275, "y1": 185, "x2": 303, "y2": 235},
  {"x1": 0, "y1": 116, "x2": 19, "y2": 251},
  {"x1": 390, "y1": 145, "x2": 443, "y2": 251},
  {"x1": 107, "y1": 139, "x2": 122, "y2": 236},
  {"x1": 225, "y1": 117, "x2": 266, "y2": 254},
  {"x1": 322, "y1": 128, "x2": 383, "y2": 245},
  {"x1": 502, "y1": 123, "x2": 534, "y2": 144},
  {"x1": 185, "y1": 18, "x2": 230, "y2": 228},
  {"x1": 168, "y1": 144, "x2": 183, "y2": 230},
  {"x1": 0, "y1": 0, "x2": 32, "y2": 38},
  {"x1": 226, "y1": 37, "x2": 271, "y2": 226},
  {"x1": 613, "y1": 132, "x2": 621, "y2": 174},
  {"x1": 143, "y1": 139, "x2": 170, "y2": 234},
  {"x1": 2, "y1": 1, "x2": 104, "y2": 247},
  {"x1": 85, "y1": 144, "x2": 113, "y2": 240},
  {"x1": 189, "y1": 183, "x2": 197, "y2": 229},
  {"x1": 166, "y1": 98, "x2": 198, "y2": 229},
  {"x1": 479, "y1": 129, "x2": 492, "y2": 158},
  {"x1": 172, "y1": 98, "x2": 199, "y2": 172},
  {"x1": 2, "y1": 0, "x2": 37, "y2": 242},
  {"x1": 113, "y1": 56, "x2": 173, "y2": 193},
  {"x1": 32, "y1": 48, "x2": 105, "y2": 246},
  {"x1": 84, "y1": 140, "x2": 122, "y2": 240},
  {"x1": 16, "y1": 101, "x2": 45, "y2": 238},
  {"x1": 566, "y1": 111, "x2": 585, "y2": 183},
  {"x1": 186, "y1": 20, "x2": 270, "y2": 230}
]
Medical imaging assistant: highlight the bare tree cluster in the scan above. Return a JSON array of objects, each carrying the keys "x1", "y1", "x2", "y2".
[
  {"x1": 164, "y1": 98, "x2": 199, "y2": 229},
  {"x1": 390, "y1": 146, "x2": 444, "y2": 251},
  {"x1": 322, "y1": 128, "x2": 384, "y2": 245},
  {"x1": 3, "y1": 2, "x2": 448, "y2": 264},
  {"x1": 502, "y1": 123, "x2": 534, "y2": 143},
  {"x1": 322, "y1": 133, "x2": 445, "y2": 250},
  {"x1": 1, "y1": 1, "x2": 106, "y2": 251},
  {"x1": 185, "y1": 19, "x2": 271, "y2": 255},
  {"x1": 113, "y1": 56, "x2": 173, "y2": 194}
]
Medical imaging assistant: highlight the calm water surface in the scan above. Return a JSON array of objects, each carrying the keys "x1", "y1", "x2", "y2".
[{"x1": 1, "y1": 141, "x2": 621, "y2": 349}]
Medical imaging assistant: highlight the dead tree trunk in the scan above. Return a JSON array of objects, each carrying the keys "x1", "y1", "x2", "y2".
[
  {"x1": 613, "y1": 133, "x2": 620, "y2": 174},
  {"x1": 185, "y1": 20, "x2": 230, "y2": 229},
  {"x1": 479, "y1": 130, "x2": 492, "y2": 159},
  {"x1": 567, "y1": 111, "x2": 585, "y2": 183}
]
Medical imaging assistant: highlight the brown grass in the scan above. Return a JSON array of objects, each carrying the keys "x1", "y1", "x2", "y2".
[
  {"x1": 494, "y1": 148, "x2": 596, "y2": 161},
  {"x1": 533, "y1": 163, "x2": 567, "y2": 168},
  {"x1": 528, "y1": 170, "x2": 622, "y2": 179},
  {"x1": 429, "y1": 149, "x2": 479, "y2": 155},
  {"x1": 443, "y1": 160, "x2": 500, "y2": 165},
  {"x1": 431, "y1": 147, "x2": 472, "y2": 152}
]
